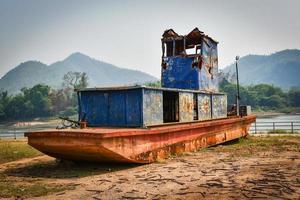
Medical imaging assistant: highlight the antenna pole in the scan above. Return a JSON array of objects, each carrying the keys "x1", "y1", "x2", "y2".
[{"x1": 235, "y1": 56, "x2": 240, "y2": 116}]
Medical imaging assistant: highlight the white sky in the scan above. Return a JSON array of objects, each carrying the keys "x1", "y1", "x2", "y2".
[{"x1": 0, "y1": 0, "x2": 299, "y2": 78}]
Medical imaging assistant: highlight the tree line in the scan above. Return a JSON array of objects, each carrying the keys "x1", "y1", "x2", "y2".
[
  {"x1": 220, "y1": 79, "x2": 300, "y2": 112},
  {"x1": 0, "y1": 75, "x2": 299, "y2": 122},
  {"x1": 0, "y1": 71, "x2": 88, "y2": 121}
]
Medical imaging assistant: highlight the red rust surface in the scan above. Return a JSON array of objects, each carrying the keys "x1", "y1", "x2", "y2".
[{"x1": 25, "y1": 115, "x2": 256, "y2": 163}]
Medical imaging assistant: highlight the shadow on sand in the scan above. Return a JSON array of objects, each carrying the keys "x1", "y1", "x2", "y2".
[{"x1": 4, "y1": 159, "x2": 142, "y2": 179}]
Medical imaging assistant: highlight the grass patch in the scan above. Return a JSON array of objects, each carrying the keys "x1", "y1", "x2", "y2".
[
  {"x1": 0, "y1": 173, "x2": 75, "y2": 198},
  {"x1": 206, "y1": 136, "x2": 300, "y2": 157},
  {"x1": 267, "y1": 129, "x2": 288, "y2": 134},
  {"x1": 0, "y1": 140, "x2": 42, "y2": 164}
]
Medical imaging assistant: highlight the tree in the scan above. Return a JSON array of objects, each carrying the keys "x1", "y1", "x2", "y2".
[
  {"x1": 21, "y1": 84, "x2": 52, "y2": 117},
  {"x1": 287, "y1": 87, "x2": 300, "y2": 107},
  {"x1": 0, "y1": 91, "x2": 10, "y2": 120},
  {"x1": 62, "y1": 71, "x2": 88, "y2": 90}
]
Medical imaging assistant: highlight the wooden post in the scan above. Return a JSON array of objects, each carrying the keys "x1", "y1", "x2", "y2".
[
  {"x1": 254, "y1": 121, "x2": 257, "y2": 134},
  {"x1": 291, "y1": 122, "x2": 294, "y2": 133},
  {"x1": 14, "y1": 128, "x2": 16, "y2": 140},
  {"x1": 273, "y1": 122, "x2": 275, "y2": 133}
]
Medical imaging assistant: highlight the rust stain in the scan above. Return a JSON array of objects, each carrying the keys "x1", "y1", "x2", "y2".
[{"x1": 26, "y1": 115, "x2": 256, "y2": 163}]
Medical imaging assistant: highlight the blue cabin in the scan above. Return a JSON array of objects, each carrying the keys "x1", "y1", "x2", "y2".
[
  {"x1": 161, "y1": 28, "x2": 219, "y2": 92},
  {"x1": 77, "y1": 86, "x2": 227, "y2": 127},
  {"x1": 77, "y1": 28, "x2": 227, "y2": 127}
]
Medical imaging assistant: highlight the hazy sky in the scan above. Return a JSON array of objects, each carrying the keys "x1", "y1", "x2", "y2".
[{"x1": 0, "y1": 0, "x2": 299, "y2": 78}]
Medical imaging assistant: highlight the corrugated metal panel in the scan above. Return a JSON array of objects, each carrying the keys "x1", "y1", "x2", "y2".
[
  {"x1": 80, "y1": 91, "x2": 109, "y2": 126},
  {"x1": 79, "y1": 89, "x2": 143, "y2": 127},
  {"x1": 126, "y1": 90, "x2": 143, "y2": 126},
  {"x1": 143, "y1": 89, "x2": 163, "y2": 126},
  {"x1": 108, "y1": 92, "x2": 126, "y2": 126},
  {"x1": 179, "y1": 92, "x2": 194, "y2": 122},
  {"x1": 212, "y1": 94, "x2": 227, "y2": 119},
  {"x1": 198, "y1": 93, "x2": 212, "y2": 121},
  {"x1": 161, "y1": 57, "x2": 200, "y2": 90}
]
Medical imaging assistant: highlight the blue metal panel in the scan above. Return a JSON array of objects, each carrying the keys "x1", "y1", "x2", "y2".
[
  {"x1": 161, "y1": 57, "x2": 200, "y2": 90},
  {"x1": 143, "y1": 89, "x2": 163, "y2": 126},
  {"x1": 108, "y1": 92, "x2": 126, "y2": 126},
  {"x1": 80, "y1": 91, "x2": 109, "y2": 126},
  {"x1": 212, "y1": 94, "x2": 227, "y2": 119},
  {"x1": 79, "y1": 89, "x2": 143, "y2": 127},
  {"x1": 125, "y1": 89, "x2": 143, "y2": 126},
  {"x1": 198, "y1": 93, "x2": 212, "y2": 121}
]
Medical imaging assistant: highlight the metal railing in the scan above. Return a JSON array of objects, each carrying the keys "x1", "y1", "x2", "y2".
[
  {"x1": 250, "y1": 121, "x2": 300, "y2": 134},
  {"x1": 0, "y1": 128, "x2": 25, "y2": 139}
]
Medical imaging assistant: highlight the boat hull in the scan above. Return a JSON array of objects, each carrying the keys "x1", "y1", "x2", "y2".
[{"x1": 25, "y1": 115, "x2": 256, "y2": 163}]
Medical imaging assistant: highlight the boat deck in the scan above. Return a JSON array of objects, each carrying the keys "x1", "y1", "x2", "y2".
[{"x1": 26, "y1": 116, "x2": 253, "y2": 138}]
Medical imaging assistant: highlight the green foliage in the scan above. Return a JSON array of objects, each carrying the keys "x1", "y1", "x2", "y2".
[
  {"x1": 0, "y1": 72, "x2": 89, "y2": 121},
  {"x1": 287, "y1": 87, "x2": 300, "y2": 107},
  {"x1": 144, "y1": 81, "x2": 161, "y2": 88},
  {"x1": 219, "y1": 78, "x2": 300, "y2": 112}
]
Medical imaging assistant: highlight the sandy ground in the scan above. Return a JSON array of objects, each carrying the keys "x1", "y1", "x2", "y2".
[{"x1": 1, "y1": 147, "x2": 299, "y2": 200}]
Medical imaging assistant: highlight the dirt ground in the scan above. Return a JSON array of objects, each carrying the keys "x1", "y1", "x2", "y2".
[{"x1": 1, "y1": 136, "x2": 300, "y2": 200}]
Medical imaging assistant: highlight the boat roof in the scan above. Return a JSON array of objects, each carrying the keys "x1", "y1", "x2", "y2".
[
  {"x1": 162, "y1": 27, "x2": 218, "y2": 44},
  {"x1": 76, "y1": 85, "x2": 225, "y2": 95}
]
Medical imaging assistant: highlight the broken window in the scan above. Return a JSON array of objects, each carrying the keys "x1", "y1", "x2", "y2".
[
  {"x1": 162, "y1": 28, "x2": 204, "y2": 57},
  {"x1": 161, "y1": 28, "x2": 218, "y2": 71},
  {"x1": 193, "y1": 93, "x2": 198, "y2": 120},
  {"x1": 163, "y1": 91, "x2": 179, "y2": 123}
]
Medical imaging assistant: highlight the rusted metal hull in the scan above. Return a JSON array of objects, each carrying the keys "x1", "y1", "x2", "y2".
[{"x1": 25, "y1": 115, "x2": 256, "y2": 163}]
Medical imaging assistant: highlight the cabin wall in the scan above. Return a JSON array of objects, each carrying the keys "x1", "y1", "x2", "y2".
[
  {"x1": 200, "y1": 38, "x2": 219, "y2": 92},
  {"x1": 179, "y1": 92, "x2": 194, "y2": 122},
  {"x1": 142, "y1": 89, "x2": 163, "y2": 126},
  {"x1": 198, "y1": 93, "x2": 212, "y2": 121},
  {"x1": 79, "y1": 88, "x2": 227, "y2": 127},
  {"x1": 211, "y1": 94, "x2": 227, "y2": 119},
  {"x1": 79, "y1": 89, "x2": 143, "y2": 127},
  {"x1": 161, "y1": 57, "x2": 200, "y2": 90}
]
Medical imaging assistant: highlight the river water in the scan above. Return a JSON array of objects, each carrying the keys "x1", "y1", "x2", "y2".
[{"x1": 250, "y1": 114, "x2": 300, "y2": 133}]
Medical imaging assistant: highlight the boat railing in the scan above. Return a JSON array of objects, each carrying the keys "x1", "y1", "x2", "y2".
[{"x1": 250, "y1": 121, "x2": 300, "y2": 134}]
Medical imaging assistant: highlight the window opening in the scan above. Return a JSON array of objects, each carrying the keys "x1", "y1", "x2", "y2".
[
  {"x1": 163, "y1": 91, "x2": 179, "y2": 123},
  {"x1": 193, "y1": 93, "x2": 198, "y2": 120}
]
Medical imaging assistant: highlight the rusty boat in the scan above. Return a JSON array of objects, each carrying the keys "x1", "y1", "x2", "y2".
[{"x1": 25, "y1": 28, "x2": 256, "y2": 163}]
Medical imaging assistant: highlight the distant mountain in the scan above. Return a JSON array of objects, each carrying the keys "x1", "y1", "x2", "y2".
[
  {"x1": 222, "y1": 49, "x2": 300, "y2": 89},
  {"x1": 0, "y1": 53, "x2": 157, "y2": 94}
]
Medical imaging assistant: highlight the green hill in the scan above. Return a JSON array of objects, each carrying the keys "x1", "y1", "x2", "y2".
[
  {"x1": 222, "y1": 49, "x2": 300, "y2": 89},
  {"x1": 0, "y1": 53, "x2": 157, "y2": 94}
]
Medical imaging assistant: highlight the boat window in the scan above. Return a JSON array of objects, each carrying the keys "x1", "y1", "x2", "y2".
[
  {"x1": 162, "y1": 40, "x2": 201, "y2": 58},
  {"x1": 193, "y1": 93, "x2": 198, "y2": 120},
  {"x1": 163, "y1": 91, "x2": 179, "y2": 123}
]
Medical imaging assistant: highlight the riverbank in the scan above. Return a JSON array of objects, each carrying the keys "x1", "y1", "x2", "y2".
[{"x1": 0, "y1": 136, "x2": 299, "y2": 199}]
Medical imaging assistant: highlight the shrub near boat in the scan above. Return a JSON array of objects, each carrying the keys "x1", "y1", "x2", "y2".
[{"x1": 25, "y1": 28, "x2": 256, "y2": 163}]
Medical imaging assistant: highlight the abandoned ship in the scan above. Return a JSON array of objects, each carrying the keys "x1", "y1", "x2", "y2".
[{"x1": 25, "y1": 28, "x2": 256, "y2": 163}]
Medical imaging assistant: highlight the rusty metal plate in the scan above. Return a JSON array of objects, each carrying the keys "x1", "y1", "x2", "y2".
[
  {"x1": 143, "y1": 89, "x2": 163, "y2": 126},
  {"x1": 198, "y1": 93, "x2": 211, "y2": 121},
  {"x1": 179, "y1": 92, "x2": 194, "y2": 122},
  {"x1": 212, "y1": 94, "x2": 227, "y2": 119}
]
